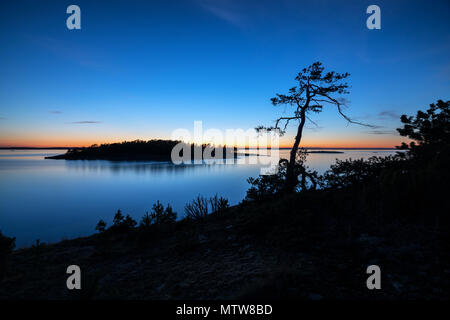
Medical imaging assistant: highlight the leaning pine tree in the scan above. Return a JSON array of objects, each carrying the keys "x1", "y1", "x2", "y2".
[{"x1": 257, "y1": 62, "x2": 371, "y2": 193}]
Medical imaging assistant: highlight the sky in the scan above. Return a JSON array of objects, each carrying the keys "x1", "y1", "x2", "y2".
[{"x1": 0, "y1": 0, "x2": 449, "y2": 148}]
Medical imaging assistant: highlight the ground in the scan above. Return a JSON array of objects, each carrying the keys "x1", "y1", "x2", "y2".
[{"x1": 1, "y1": 189, "x2": 449, "y2": 300}]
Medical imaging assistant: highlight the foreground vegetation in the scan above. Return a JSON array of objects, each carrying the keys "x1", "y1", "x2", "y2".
[{"x1": 0, "y1": 100, "x2": 449, "y2": 299}]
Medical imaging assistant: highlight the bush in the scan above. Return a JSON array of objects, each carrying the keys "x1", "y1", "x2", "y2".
[
  {"x1": 245, "y1": 173, "x2": 285, "y2": 201},
  {"x1": 209, "y1": 194, "x2": 229, "y2": 213},
  {"x1": 139, "y1": 212, "x2": 153, "y2": 229},
  {"x1": 109, "y1": 210, "x2": 137, "y2": 232},
  {"x1": 95, "y1": 219, "x2": 107, "y2": 233},
  {"x1": 113, "y1": 210, "x2": 125, "y2": 226},
  {"x1": 185, "y1": 195, "x2": 209, "y2": 220},
  {"x1": 245, "y1": 149, "x2": 319, "y2": 201},
  {"x1": 321, "y1": 155, "x2": 405, "y2": 189},
  {"x1": 0, "y1": 230, "x2": 16, "y2": 278},
  {"x1": 397, "y1": 99, "x2": 450, "y2": 160},
  {"x1": 139, "y1": 201, "x2": 177, "y2": 228},
  {"x1": 0, "y1": 231, "x2": 15, "y2": 255},
  {"x1": 184, "y1": 194, "x2": 230, "y2": 220}
]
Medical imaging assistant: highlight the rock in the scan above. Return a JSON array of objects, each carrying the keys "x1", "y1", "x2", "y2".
[
  {"x1": 308, "y1": 293, "x2": 323, "y2": 300},
  {"x1": 392, "y1": 281, "x2": 402, "y2": 292},
  {"x1": 358, "y1": 233, "x2": 383, "y2": 245},
  {"x1": 156, "y1": 283, "x2": 165, "y2": 292},
  {"x1": 198, "y1": 234, "x2": 208, "y2": 243}
]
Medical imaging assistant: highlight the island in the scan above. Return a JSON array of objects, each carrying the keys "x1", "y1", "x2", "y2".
[
  {"x1": 45, "y1": 139, "x2": 241, "y2": 161},
  {"x1": 305, "y1": 150, "x2": 344, "y2": 154},
  {"x1": 45, "y1": 140, "x2": 345, "y2": 161}
]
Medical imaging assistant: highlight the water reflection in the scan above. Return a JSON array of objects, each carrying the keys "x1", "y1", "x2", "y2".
[
  {"x1": 0, "y1": 148, "x2": 398, "y2": 247},
  {"x1": 64, "y1": 158, "x2": 244, "y2": 174}
]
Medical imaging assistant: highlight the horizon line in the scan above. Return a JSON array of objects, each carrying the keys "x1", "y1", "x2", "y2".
[{"x1": 0, "y1": 146, "x2": 398, "y2": 150}]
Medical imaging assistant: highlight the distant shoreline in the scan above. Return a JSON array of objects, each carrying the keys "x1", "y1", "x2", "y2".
[
  {"x1": 305, "y1": 150, "x2": 344, "y2": 154},
  {"x1": 1, "y1": 147, "x2": 396, "y2": 150},
  {"x1": 0, "y1": 147, "x2": 75, "y2": 150}
]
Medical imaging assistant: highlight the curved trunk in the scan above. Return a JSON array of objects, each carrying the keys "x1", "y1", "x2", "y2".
[{"x1": 285, "y1": 107, "x2": 307, "y2": 193}]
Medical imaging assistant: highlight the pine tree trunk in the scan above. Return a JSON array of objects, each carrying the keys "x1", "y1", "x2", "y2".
[{"x1": 285, "y1": 108, "x2": 307, "y2": 193}]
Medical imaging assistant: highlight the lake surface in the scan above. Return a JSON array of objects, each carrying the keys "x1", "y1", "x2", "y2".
[{"x1": 0, "y1": 149, "x2": 397, "y2": 247}]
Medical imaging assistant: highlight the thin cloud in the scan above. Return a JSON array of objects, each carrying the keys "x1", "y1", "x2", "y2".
[
  {"x1": 435, "y1": 61, "x2": 450, "y2": 80},
  {"x1": 196, "y1": 0, "x2": 249, "y2": 28},
  {"x1": 357, "y1": 110, "x2": 401, "y2": 122},
  {"x1": 305, "y1": 125, "x2": 324, "y2": 132},
  {"x1": 31, "y1": 36, "x2": 103, "y2": 69},
  {"x1": 49, "y1": 110, "x2": 63, "y2": 114},
  {"x1": 363, "y1": 129, "x2": 398, "y2": 135},
  {"x1": 377, "y1": 111, "x2": 400, "y2": 120},
  {"x1": 0, "y1": 117, "x2": 5, "y2": 120},
  {"x1": 69, "y1": 121, "x2": 102, "y2": 124}
]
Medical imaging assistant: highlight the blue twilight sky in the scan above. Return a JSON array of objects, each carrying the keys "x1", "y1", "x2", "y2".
[{"x1": 0, "y1": 0, "x2": 449, "y2": 147}]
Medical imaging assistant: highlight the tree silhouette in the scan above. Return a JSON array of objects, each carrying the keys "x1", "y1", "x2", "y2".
[
  {"x1": 397, "y1": 99, "x2": 450, "y2": 159},
  {"x1": 95, "y1": 219, "x2": 107, "y2": 233},
  {"x1": 258, "y1": 62, "x2": 371, "y2": 192}
]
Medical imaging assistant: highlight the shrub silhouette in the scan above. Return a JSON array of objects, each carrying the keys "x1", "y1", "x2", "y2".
[
  {"x1": 95, "y1": 219, "x2": 107, "y2": 233},
  {"x1": 159, "y1": 204, "x2": 177, "y2": 224},
  {"x1": 245, "y1": 149, "x2": 319, "y2": 201},
  {"x1": 139, "y1": 212, "x2": 153, "y2": 229},
  {"x1": 209, "y1": 194, "x2": 229, "y2": 213},
  {"x1": 113, "y1": 210, "x2": 125, "y2": 226},
  {"x1": 397, "y1": 99, "x2": 450, "y2": 159},
  {"x1": 246, "y1": 166, "x2": 286, "y2": 201},
  {"x1": 184, "y1": 195, "x2": 209, "y2": 220},
  {"x1": 139, "y1": 201, "x2": 177, "y2": 228},
  {"x1": 123, "y1": 215, "x2": 137, "y2": 228},
  {"x1": 107, "y1": 210, "x2": 137, "y2": 233},
  {"x1": 0, "y1": 230, "x2": 15, "y2": 279},
  {"x1": 321, "y1": 155, "x2": 404, "y2": 189},
  {"x1": 184, "y1": 194, "x2": 230, "y2": 219},
  {"x1": 94, "y1": 202, "x2": 177, "y2": 238}
]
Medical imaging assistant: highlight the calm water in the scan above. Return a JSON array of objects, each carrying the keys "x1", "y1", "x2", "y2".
[{"x1": 0, "y1": 149, "x2": 397, "y2": 247}]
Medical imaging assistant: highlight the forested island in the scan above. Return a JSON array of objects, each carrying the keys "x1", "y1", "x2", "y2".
[
  {"x1": 45, "y1": 140, "x2": 240, "y2": 161},
  {"x1": 44, "y1": 140, "x2": 343, "y2": 161}
]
